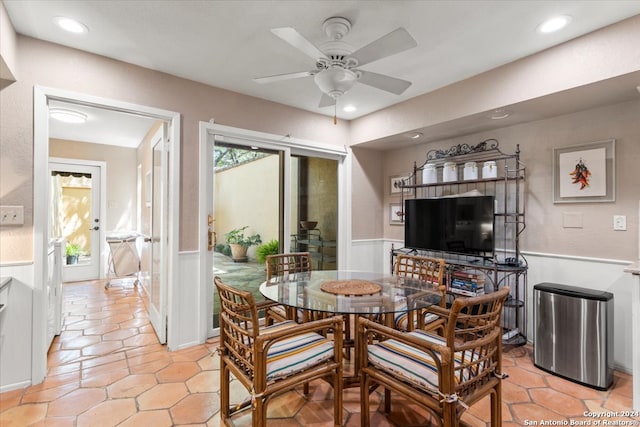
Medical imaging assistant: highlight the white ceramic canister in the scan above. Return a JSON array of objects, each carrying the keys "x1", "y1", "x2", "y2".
[
  {"x1": 442, "y1": 162, "x2": 457, "y2": 182},
  {"x1": 422, "y1": 163, "x2": 437, "y2": 184},
  {"x1": 482, "y1": 161, "x2": 498, "y2": 179},
  {"x1": 463, "y1": 161, "x2": 478, "y2": 180}
]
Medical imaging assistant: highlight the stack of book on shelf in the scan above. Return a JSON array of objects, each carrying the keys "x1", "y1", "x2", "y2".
[{"x1": 448, "y1": 270, "x2": 485, "y2": 296}]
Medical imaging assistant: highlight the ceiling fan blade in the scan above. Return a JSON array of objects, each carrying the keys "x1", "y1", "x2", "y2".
[
  {"x1": 271, "y1": 27, "x2": 328, "y2": 61},
  {"x1": 357, "y1": 70, "x2": 412, "y2": 95},
  {"x1": 348, "y1": 28, "x2": 417, "y2": 67},
  {"x1": 253, "y1": 71, "x2": 313, "y2": 84},
  {"x1": 318, "y1": 93, "x2": 335, "y2": 108}
]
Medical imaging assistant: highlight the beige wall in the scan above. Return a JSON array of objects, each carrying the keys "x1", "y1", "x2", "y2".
[
  {"x1": 215, "y1": 156, "x2": 280, "y2": 256},
  {"x1": 1, "y1": 16, "x2": 640, "y2": 263},
  {"x1": 0, "y1": 35, "x2": 349, "y2": 262},
  {"x1": 50, "y1": 139, "x2": 138, "y2": 233},
  {"x1": 354, "y1": 99, "x2": 640, "y2": 261}
]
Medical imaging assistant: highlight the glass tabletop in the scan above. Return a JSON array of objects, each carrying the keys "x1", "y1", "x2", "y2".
[{"x1": 259, "y1": 270, "x2": 441, "y2": 315}]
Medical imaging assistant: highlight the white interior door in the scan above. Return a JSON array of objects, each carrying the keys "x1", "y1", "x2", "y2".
[
  {"x1": 149, "y1": 125, "x2": 168, "y2": 344},
  {"x1": 49, "y1": 160, "x2": 104, "y2": 283}
]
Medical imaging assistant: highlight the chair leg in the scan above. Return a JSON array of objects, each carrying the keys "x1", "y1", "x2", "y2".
[
  {"x1": 220, "y1": 362, "x2": 230, "y2": 421},
  {"x1": 491, "y1": 383, "x2": 502, "y2": 426},
  {"x1": 253, "y1": 397, "x2": 266, "y2": 427},
  {"x1": 384, "y1": 388, "x2": 391, "y2": 413},
  {"x1": 360, "y1": 372, "x2": 370, "y2": 427},
  {"x1": 334, "y1": 371, "x2": 343, "y2": 427}
]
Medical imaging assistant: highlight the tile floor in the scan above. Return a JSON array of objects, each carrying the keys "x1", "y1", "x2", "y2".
[{"x1": 1, "y1": 279, "x2": 638, "y2": 426}]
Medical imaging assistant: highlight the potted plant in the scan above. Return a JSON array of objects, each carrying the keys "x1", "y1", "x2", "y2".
[
  {"x1": 65, "y1": 242, "x2": 81, "y2": 265},
  {"x1": 225, "y1": 226, "x2": 261, "y2": 262},
  {"x1": 256, "y1": 239, "x2": 279, "y2": 264}
]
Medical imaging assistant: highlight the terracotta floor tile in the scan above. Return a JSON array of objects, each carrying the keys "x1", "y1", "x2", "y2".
[
  {"x1": 0, "y1": 388, "x2": 23, "y2": 411},
  {"x1": 123, "y1": 333, "x2": 159, "y2": 347},
  {"x1": 170, "y1": 392, "x2": 220, "y2": 424},
  {"x1": 101, "y1": 327, "x2": 139, "y2": 341},
  {"x1": 82, "y1": 324, "x2": 120, "y2": 335},
  {"x1": 76, "y1": 397, "x2": 137, "y2": 427},
  {"x1": 81, "y1": 340, "x2": 124, "y2": 357},
  {"x1": 156, "y1": 361, "x2": 201, "y2": 383},
  {"x1": 171, "y1": 346, "x2": 211, "y2": 362},
  {"x1": 0, "y1": 403, "x2": 48, "y2": 426},
  {"x1": 20, "y1": 382, "x2": 79, "y2": 403},
  {"x1": 136, "y1": 382, "x2": 189, "y2": 410},
  {"x1": 107, "y1": 373, "x2": 157, "y2": 398},
  {"x1": 79, "y1": 352, "x2": 126, "y2": 369},
  {"x1": 46, "y1": 388, "x2": 106, "y2": 417},
  {"x1": 529, "y1": 388, "x2": 587, "y2": 417},
  {"x1": 80, "y1": 367, "x2": 130, "y2": 388},
  {"x1": 59, "y1": 335, "x2": 102, "y2": 350},
  {"x1": 37, "y1": 416, "x2": 77, "y2": 426},
  {"x1": 186, "y1": 370, "x2": 220, "y2": 393},
  {"x1": 117, "y1": 409, "x2": 173, "y2": 427},
  {"x1": 510, "y1": 402, "x2": 569, "y2": 425}
]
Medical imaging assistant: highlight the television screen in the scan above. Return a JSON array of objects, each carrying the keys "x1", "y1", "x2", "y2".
[{"x1": 404, "y1": 196, "x2": 495, "y2": 257}]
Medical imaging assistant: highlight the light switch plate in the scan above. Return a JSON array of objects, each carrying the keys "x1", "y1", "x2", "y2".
[
  {"x1": 0, "y1": 205, "x2": 24, "y2": 225},
  {"x1": 613, "y1": 215, "x2": 627, "y2": 231}
]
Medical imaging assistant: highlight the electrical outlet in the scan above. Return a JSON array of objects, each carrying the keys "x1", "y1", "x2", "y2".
[
  {"x1": 613, "y1": 215, "x2": 627, "y2": 231},
  {"x1": 0, "y1": 205, "x2": 24, "y2": 225}
]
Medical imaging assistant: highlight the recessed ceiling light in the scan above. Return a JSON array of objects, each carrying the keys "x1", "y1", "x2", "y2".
[
  {"x1": 53, "y1": 16, "x2": 89, "y2": 34},
  {"x1": 343, "y1": 105, "x2": 356, "y2": 112},
  {"x1": 488, "y1": 109, "x2": 510, "y2": 120},
  {"x1": 537, "y1": 15, "x2": 572, "y2": 34},
  {"x1": 49, "y1": 108, "x2": 87, "y2": 124},
  {"x1": 403, "y1": 132, "x2": 423, "y2": 140}
]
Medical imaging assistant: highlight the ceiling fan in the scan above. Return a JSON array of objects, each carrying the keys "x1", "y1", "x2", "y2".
[{"x1": 254, "y1": 17, "x2": 418, "y2": 108}]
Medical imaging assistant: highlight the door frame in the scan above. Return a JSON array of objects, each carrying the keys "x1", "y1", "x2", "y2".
[
  {"x1": 33, "y1": 86, "x2": 181, "y2": 384},
  {"x1": 49, "y1": 158, "x2": 107, "y2": 282},
  {"x1": 198, "y1": 122, "x2": 352, "y2": 339}
]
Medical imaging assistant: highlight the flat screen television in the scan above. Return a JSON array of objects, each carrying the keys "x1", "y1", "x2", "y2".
[{"x1": 404, "y1": 196, "x2": 495, "y2": 257}]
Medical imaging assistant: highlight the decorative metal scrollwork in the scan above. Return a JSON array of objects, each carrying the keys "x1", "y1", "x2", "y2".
[{"x1": 426, "y1": 138, "x2": 499, "y2": 161}]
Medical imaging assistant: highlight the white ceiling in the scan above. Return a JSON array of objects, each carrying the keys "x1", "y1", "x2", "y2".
[{"x1": 4, "y1": 1, "x2": 640, "y2": 147}]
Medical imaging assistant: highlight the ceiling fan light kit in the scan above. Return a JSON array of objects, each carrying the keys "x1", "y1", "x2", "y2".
[{"x1": 255, "y1": 15, "x2": 417, "y2": 117}]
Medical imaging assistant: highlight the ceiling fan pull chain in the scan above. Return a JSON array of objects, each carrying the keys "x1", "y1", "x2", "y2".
[{"x1": 334, "y1": 102, "x2": 337, "y2": 125}]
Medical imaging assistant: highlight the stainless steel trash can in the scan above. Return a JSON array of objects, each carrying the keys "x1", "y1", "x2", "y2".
[{"x1": 533, "y1": 283, "x2": 613, "y2": 390}]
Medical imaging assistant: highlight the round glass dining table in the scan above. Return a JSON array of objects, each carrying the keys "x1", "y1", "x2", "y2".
[
  {"x1": 258, "y1": 270, "x2": 441, "y2": 318},
  {"x1": 259, "y1": 270, "x2": 442, "y2": 387}
]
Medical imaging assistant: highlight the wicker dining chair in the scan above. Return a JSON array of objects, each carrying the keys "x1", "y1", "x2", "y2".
[
  {"x1": 265, "y1": 252, "x2": 354, "y2": 360},
  {"x1": 263, "y1": 252, "x2": 313, "y2": 324},
  {"x1": 392, "y1": 254, "x2": 447, "y2": 333},
  {"x1": 358, "y1": 286, "x2": 510, "y2": 427},
  {"x1": 214, "y1": 277, "x2": 343, "y2": 427}
]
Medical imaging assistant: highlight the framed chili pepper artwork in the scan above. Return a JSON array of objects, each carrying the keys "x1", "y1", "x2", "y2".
[{"x1": 553, "y1": 139, "x2": 615, "y2": 203}]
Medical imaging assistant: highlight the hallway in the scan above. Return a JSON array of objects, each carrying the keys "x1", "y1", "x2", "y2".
[{"x1": 0, "y1": 279, "x2": 637, "y2": 426}]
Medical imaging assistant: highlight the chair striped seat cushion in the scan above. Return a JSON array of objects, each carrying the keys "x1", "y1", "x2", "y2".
[
  {"x1": 367, "y1": 329, "x2": 477, "y2": 392},
  {"x1": 263, "y1": 321, "x2": 335, "y2": 381},
  {"x1": 395, "y1": 310, "x2": 440, "y2": 331},
  {"x1": 392, "y1": 295, "x2": 440, "y2": 331}
]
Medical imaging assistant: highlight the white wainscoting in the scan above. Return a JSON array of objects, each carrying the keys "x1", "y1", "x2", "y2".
[
  {"x1": 351, "y1": 239, "x2": 634, "y2": 374},
  {"x1": 523, "y1": 251, "x2": 634, "y2": 374},
  {"x1": 0, "y1": 262, "x2": 34, "y2": 392},
  {"x1": 172, "y1": 251, "x2": 202, "y2": 351}
]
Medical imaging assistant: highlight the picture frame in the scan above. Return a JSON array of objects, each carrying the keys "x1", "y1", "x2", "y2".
[
  {"x1": 389, "y1": 203, "x2": 404, "y2": 225},
  {"x1": 553, "y1": 139, "x2": 615, "y2": 203},
  {"x1": 390, "y1": 174, "x2": 411, "y2": 195}
]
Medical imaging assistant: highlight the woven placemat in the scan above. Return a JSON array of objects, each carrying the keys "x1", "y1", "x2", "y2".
[{"x1": 320, "y1": 280, "x2": 382, "y2": 296}]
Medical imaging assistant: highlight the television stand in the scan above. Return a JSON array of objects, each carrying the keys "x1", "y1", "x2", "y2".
[{"x1": 390, "y1": 245, "x2": 527, "y2": 346}]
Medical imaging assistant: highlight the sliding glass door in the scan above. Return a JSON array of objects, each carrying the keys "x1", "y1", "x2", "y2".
[{"x1": 208, "y1": 141, "x2": 339, "y2": 329}]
